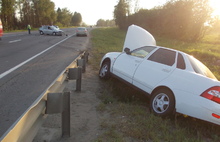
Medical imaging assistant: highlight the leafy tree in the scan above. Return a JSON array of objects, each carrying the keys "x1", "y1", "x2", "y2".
[
  {"x1": 22, "y1": 1, "x2": 32, "y2": 27},
  {"x1": 56, "y1": 7, "x2": 62, "y2": 25},
  {"x1": 16, "y1": 0, "x2": 25, "y2": 25},
  {"x1": 33, "y1": 0, "x2": 56, "y2": 26},
  {"x1": 114, "y1": 0, "x2": 130, "y2": 29},
  {"x1": 189, "y1": 0, "x2": 212, "y2": 41},
  {"x1": 57, "y1": 8, "x2": 72, "y2": 27},
  {"x1": 126, "y1": 0, "x2": 213, "y2": 41},
  {"x1": 71, "y1": 12, "x2": 82, "y2": 26},
  {"x1": 96, "y1": 19, "x2": 115, "y2": 27},
  {"x1": 1, "y1": 0, "x2": 16, "y2": 30}
]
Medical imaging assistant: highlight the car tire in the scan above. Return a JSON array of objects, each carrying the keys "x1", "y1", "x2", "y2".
[
  {"x1": 40, "y1": 31, "x2": 44, "y2": 35},
  {"x1": 150, "y1": 89, "x2": 175, "y2": 117},
  {"x1": 53, "y1": 32, "x2": 56, "y2": 36},
  {"x1": 99, "y1": 61, "x2": 110, "y2": 79}
]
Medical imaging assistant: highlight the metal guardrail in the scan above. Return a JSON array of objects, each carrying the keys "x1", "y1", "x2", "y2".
[{"x1": 0, "y1": 51, "x2": 89, "y2": 142}]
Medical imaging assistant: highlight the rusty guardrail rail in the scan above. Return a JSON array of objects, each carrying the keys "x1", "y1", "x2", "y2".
[{"x1": 0, "y1": 51, "x2": 89, "y2": 142}]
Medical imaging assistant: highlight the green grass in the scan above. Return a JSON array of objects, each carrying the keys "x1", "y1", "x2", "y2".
[
  {"x1": 90, "y1": 28, "x2": 125, "y2": 70},
  {"x1": 91, "y1": 27, "x2": 220, "y2": 142}
]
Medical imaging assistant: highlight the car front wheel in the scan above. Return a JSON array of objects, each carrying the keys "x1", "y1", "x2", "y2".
[
  {"x1": 150, "y1": 89, "x2": 175, "y2": 117},
  {"x1": 40, "y1": 31, "x2": 44, "y2": 35},
  {"x1": 99, "y1": 61, "x2": 110, "y2": 79},
  {"x1": 53, "y1": 32, "x2": 56, "y2": 36}
]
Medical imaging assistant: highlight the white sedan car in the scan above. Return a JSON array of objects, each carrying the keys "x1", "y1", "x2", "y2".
[{"x1": 99, "y1": 25, "x2": 220, "y2": 125}]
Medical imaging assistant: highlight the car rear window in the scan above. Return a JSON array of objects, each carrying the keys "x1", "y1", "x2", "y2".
[
  {"x1": 148, "y1": 48, "x2": 176, "y2": 66},
  {"x1": 78, "y1": 28, "x2": 86, "y2": 30},
  {"x1": 187, "y1": 55, "x2": 217, "y2": 80}
]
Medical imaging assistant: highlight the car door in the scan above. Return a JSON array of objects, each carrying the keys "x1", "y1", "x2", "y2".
[
  {"x1": 112, "y1": 46, "x2": 156, "y2": 83},
  {"x1": 43, "y1": 26, "x2": 49, "y2": 34},
  {"x1": 133, "y1": 48, "x2": 177, "y2": 93},
  {"x1": 47, "y1": 26, "x2": 53, "y2": 35}
]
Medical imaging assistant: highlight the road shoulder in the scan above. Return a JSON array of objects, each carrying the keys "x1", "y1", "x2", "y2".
[{"x1": 33, "y1": 60, "x2": 105, "y2": 142}]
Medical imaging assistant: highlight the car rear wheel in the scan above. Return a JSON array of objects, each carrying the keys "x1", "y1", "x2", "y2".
[
  {"x1": 99, "y1": 61, "x2": 110, "y2": 79},
  {"x1": 53, "y1": 32, "x2": 56, "y2": 36},
  {"x1": 150, "y1": 89, "x2": 175, "y2": 117}
]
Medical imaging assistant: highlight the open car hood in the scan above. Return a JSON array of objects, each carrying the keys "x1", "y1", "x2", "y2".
[{"x1": 123, "y1": 25, "x2": 156, "y2": 52}]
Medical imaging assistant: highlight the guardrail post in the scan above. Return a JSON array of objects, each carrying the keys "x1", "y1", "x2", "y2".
[
  {"x1": 68, "y1": 67, "x2": 82, "y2": 91},
  {"x1": 46, "y1": 92, "x2": 71, "y2": 137},
  {"x1": 77, "y1": 59, "x2": 86, "y2": 73},
  {"x1": 83, "y1": 51, "x2": 89, "y2": 63},
  {"x1": 62, "y1": 92, "x2": 70, "y2": 137}
]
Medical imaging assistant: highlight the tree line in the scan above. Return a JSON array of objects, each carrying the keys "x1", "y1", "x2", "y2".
[
  {"x1": 96, "y1": 19, "x2": 115, "y2": 27},
  {"x1": 0, "y1": 0, "x2": 82, "y2": 31},
  {"x1": 114, "y1": 0, "x2": 217, "y2": 41}
]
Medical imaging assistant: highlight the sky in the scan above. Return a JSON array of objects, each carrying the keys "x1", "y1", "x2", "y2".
[
  {"x1": 51, "y1": 0, "x2": 220, "y2": 25},
  {"x1": 50, "y1": 0, "x2": 166, "y2": 25}
]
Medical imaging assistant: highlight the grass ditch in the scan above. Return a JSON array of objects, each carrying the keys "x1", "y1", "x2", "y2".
[{"x1": 90, "y1": 27, "x2": 220, "y2": 142}]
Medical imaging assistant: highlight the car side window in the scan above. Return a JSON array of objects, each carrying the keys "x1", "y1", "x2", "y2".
[
  {"x1": 177, "y1": 53, "x2": 186, "y2": 69},
  {"x1": 148, "y1": 48, "x2": 176, "y2": 66},
  {"x1": 131, "y1": 46, "x2": 156, "y2": 58}
]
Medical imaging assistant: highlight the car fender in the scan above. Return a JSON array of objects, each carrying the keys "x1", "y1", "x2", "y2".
[{"x1": 100, "y1": 52, "x2": 121, "y2": 73}]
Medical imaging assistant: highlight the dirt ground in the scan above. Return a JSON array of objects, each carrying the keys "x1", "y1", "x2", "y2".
[{"x1": 33, "y1": 61, "x2": 105, "y2": 142}]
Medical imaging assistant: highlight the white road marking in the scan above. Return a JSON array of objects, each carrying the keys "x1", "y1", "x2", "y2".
[
  {"x1": 9, "y1": 39, "x2": 22, "y2": 43},
  {"x1": 0, "y1": 34, "x2": 75, "y2": 79}
]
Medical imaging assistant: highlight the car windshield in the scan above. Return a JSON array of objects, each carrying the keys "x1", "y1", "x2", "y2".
[
  {"x1": 50, "y1": 26, "x2": 55, "y2": 30},
  {"x1": 78, "y1": 28, "x2": 86, "y2": 31},
  {"x1": 188, "y1": 55, "x2": 217, "y2": 80},
  {"x1": 131, "y1": 46, "x2": 156, "y2": 58}
]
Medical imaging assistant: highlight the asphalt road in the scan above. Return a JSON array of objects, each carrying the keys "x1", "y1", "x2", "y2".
[{"x1": 0, "y1": 28, "x2": 91, "y2": 137}]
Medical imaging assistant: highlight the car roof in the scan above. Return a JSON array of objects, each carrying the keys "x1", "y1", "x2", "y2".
[
  {"x1": 77, "y1": 27, "x2": 86, "y2": 29},
  {"x1": 145, "y1": 45, "x2": 188, "y2": 57}
]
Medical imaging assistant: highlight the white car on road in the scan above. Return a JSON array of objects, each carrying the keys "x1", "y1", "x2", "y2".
[
  {"x1": 39, "y1": 25, "x2": 63, "y2": 36},
  {"x1": 99, "y1": 25, "x2": 220, "y2": 125}
]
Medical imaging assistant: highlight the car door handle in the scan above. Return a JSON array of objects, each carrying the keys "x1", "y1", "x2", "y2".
[
  {"x1": 135, "y1": 60, "x2": 141, "y2": 63},
  {"x1": 162, "y1": 68, "x2": 171, "y2": 73}
]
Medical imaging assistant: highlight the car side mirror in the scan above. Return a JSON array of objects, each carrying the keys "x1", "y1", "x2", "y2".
[{"x1": 124, "y1": 47, "x2": 131, "y2": 55}]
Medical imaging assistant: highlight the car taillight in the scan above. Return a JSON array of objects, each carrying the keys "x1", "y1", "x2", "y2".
[{"x1": 201, "y1": 86, "x2": 220, "y2": 104}]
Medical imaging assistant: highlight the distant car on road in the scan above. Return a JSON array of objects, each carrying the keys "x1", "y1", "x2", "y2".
[
  {"x1": 99, "y1": 25, "x2": 220, "y2": 126},
  {"x1": 76, "y1": 27, "x2": 88, "y2": 36},
  {"x1": 39, "y1": 25, "x2": 63, "y2": 36}
]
